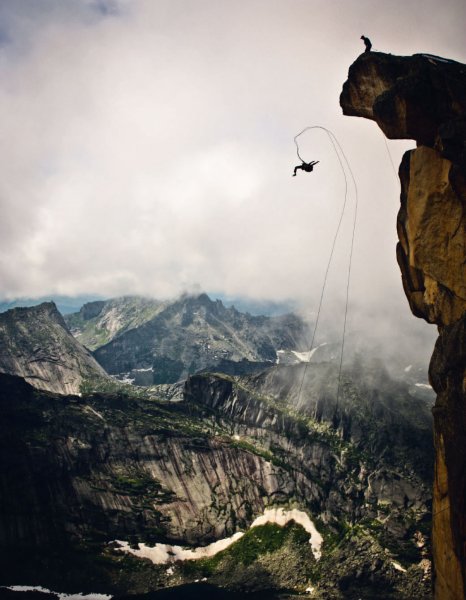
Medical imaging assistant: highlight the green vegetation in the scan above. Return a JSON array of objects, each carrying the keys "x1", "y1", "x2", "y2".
[
  {"x1": 1, "y1": 352, "x2": 433, "y2": 597},
  {"x1": 79, "y1": 377, "x2": 229, "y2": 439},
  {"x1": 230, "y1": 438, "x2": 292, "y2": 472},
  {"x1": 152, "y1": 356, "x2": 184, "y2": 384},
  {"x1": 197, "y1": 371, "x2": 364, "y2": 476},
  {"x1": 65, "y1": 296, "x2": 166, "y2": 351},
  {"x1": 80, "y1": 375, "x2": 148, "y2": 397},
  {"x1": 110, "y1": 472, "x2": 175, "y2": 504},
  {"x1": 180, "y1": 521, "x2": 311, "y2": 578},
  {"x1": 220, "y1": 522, "x2": 307, "y2": 566}
]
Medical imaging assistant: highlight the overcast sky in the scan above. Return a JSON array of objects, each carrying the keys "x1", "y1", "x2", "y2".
[{"x1": 0, "y1": 0, "x2": 465, "y2": 344}]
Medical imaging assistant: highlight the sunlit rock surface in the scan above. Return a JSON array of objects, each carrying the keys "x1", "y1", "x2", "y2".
[
  {"x1": 0, "y1": 302, "x2": 108, "y2": 395},
  {"x1": 341, "y1": 51, "x2": 466, "y2": 600}
]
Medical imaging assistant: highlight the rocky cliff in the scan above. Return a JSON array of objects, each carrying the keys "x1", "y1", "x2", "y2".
[
  {"x1": 0, "y1": 302, "x2": 108, "y2": 395},
  {"x1": 65, "y1": 296, "x2": 168, "y2": 350},
  {"x1": 0, "y1": 358, "x2": 433, "y2": 598},
  {"x1": 340, "y1": 51, "x2": 466, "y2": 600}
]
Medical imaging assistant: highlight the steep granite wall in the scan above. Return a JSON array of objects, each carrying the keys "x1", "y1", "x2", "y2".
[
  {"x1": 0, "y1": 302, "x2": 108, "y2": 394},
  {"x1": 0, "y1": 366, "x2": 432, "y2": 596},
  {"x1": 340, "y1": 51, "x2": 466, "y2": 600}
]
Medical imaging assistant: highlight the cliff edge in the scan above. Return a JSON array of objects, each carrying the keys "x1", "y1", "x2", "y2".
[{"x1": 340, "y1": 51, "x2": 466, "y2": 600}]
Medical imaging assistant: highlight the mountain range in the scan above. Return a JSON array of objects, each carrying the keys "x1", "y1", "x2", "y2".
[
  {"x1": 0, "y1": 295, "x2": 434, "y2": 598},
  {"x1": 1, "y1": 45, "x2": 463, "y2": 599},
  {"x1": 65, "y1": 293, "x2": 311, "y2": 384}
]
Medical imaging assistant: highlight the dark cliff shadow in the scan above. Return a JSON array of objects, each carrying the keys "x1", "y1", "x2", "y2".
[{"x1": 116, "y1": 583, "x2": 290, "y2": 599}]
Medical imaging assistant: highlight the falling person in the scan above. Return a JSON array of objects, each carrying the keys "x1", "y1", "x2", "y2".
[
  {"x1": 360, "y1": 35, "x2": 372, "y2": 52},
  {"x1": 292, "y1": 160, "x2": 319, "y2": 177}
]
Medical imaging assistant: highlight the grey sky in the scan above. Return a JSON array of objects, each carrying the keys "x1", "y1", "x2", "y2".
[{"x1": 0, "y1": 0, "x2": 464, "y2": 346}]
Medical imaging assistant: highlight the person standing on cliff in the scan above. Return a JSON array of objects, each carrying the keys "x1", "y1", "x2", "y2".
[{"x1": 360, "y1": 35, "x2": 372, "y2": 52}]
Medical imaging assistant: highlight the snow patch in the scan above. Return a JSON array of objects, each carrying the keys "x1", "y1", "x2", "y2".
[
  {"x1": 119, "y1": 376, "x2": 135, "y2": 385},
  {"x1": 291, "y1": 350, "x2": 313, "y2": 362},
  {"x1": 85, "y1": 406, "x2": 105, "y2": 421},
  {"x1": 115, "y1": 507, "x2": 323, "y2": 564},
  {"x1": 275, "y1": 350, "x2": 285, "y2": 364},
  {"x1": 392, "y1": 561, "x2": 407, "y2": 573},
  {"x1": 404, "y1": 365, "x2": 412, "y2": 372},
  {"x1": 291, "y1": 344, "x2": 326, "y2": 363},
  {"x1": 4, "y1": 587, "x2": 111, "y2": 600},
  {"x1": 115, "y1": 532, "x2": 244, "y2": 564},
  {"x1": 276, "y1": 344, "x2": 327, "y2": 364}
]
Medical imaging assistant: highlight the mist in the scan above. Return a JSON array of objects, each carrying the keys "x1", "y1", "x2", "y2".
[{"x1": 0, "y1": 0, "x2": 463, "y2": 361}]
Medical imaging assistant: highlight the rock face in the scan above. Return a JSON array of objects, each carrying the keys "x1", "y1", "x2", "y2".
[
  {"x1": 341, "y1": 51, "x2": 466, "y2": 600},
  {"x1": 0, "y1": 302, "x2": 108, "y2": 395},
  {"x1": 0, "y1": 360, "x2": 433, "y2": 597},
  {"x1": 65, "y1": 296, "x2": 168, "y2": 350},
  {"x1": 88, "y1": 294, "x2": 309, "y2": 384}
]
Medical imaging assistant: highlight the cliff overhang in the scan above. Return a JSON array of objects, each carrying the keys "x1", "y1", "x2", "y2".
[
  {"x1": 341, "y1": 52, "x2": 466, "y2": 158},
  {"x1": 341, "y1": 51, "x2": 466, "y2": 600}
]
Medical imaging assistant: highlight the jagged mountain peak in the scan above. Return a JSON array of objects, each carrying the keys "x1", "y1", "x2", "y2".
[
  {"x1": 4, "y1": 300, "x2": 63, "y2": 320},
  {"x1": 74, "y1": 293, "x2": 309, "y2": 384},
  {"x1": 78, "y1": 300, "x2": 107, "y2": 320},
  {"x1": 0, "y1": 301, "x2": 108, "y2": 395}
]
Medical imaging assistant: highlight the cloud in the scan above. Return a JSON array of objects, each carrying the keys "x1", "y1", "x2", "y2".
[{"x1": 0, "y1": 0, "x2": 464, "y2": 358}]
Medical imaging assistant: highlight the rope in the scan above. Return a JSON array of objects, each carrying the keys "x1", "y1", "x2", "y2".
[
  {"x1": 294, "y1": 131, "x2": 309, "y2": 163},
  {"x1": 328, "y1": 130, "x2": 358, "y2": 410},
  {"x1": 293, "y1": 126, "x2": 358, "y2": 413},
  {"x1": 382, "y1": 133, "x2": 398, "y2": 178},
  {"x1": 294, "y1": 126, "x2": 347, "y2": 406},
  {"x1": 432, "y1": 503, "x2": 450, "y2": 518}
]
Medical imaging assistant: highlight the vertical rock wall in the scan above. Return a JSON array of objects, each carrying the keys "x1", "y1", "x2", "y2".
[
  {"x1": 340, "y1": 51, "x2": 466, "y2": 600},
  {"x1": 0, "y1": 302, "x2": 109, "y2": 395}
]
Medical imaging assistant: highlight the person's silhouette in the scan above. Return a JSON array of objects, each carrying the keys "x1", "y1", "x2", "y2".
[
  {"x1": 360, "y1": 35, "x2": 372, "y2": 52},
  {"x1": 292, "y1": 160, "x2": 319, "y2": 177}
]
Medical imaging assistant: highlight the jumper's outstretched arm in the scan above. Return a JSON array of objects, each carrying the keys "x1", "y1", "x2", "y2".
[{"x1": 292, "y1": 160, "x2": 320, "y2": 176}]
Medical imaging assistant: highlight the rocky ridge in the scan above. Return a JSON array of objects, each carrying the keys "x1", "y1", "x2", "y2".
[
  {"x1": 340, "y1": 51, "x2": 466, "y2": 600},
  {"x1": 65, "y1": 296, "x2": 168, "y2": 350},
  {"x1": 0, "y1": 356, "x2": 433, "y2": 598},
  {"x1": 0, "y1": 302, "x2": 108, "y2": 395},
  {"x1": 84, "y1": 294, "x2": 309, "y2": 384}
]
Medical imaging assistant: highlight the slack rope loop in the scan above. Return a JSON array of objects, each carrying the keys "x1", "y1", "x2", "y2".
[{"x1": 294, "y1": 126, "x2": 358, "y2": 416}]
